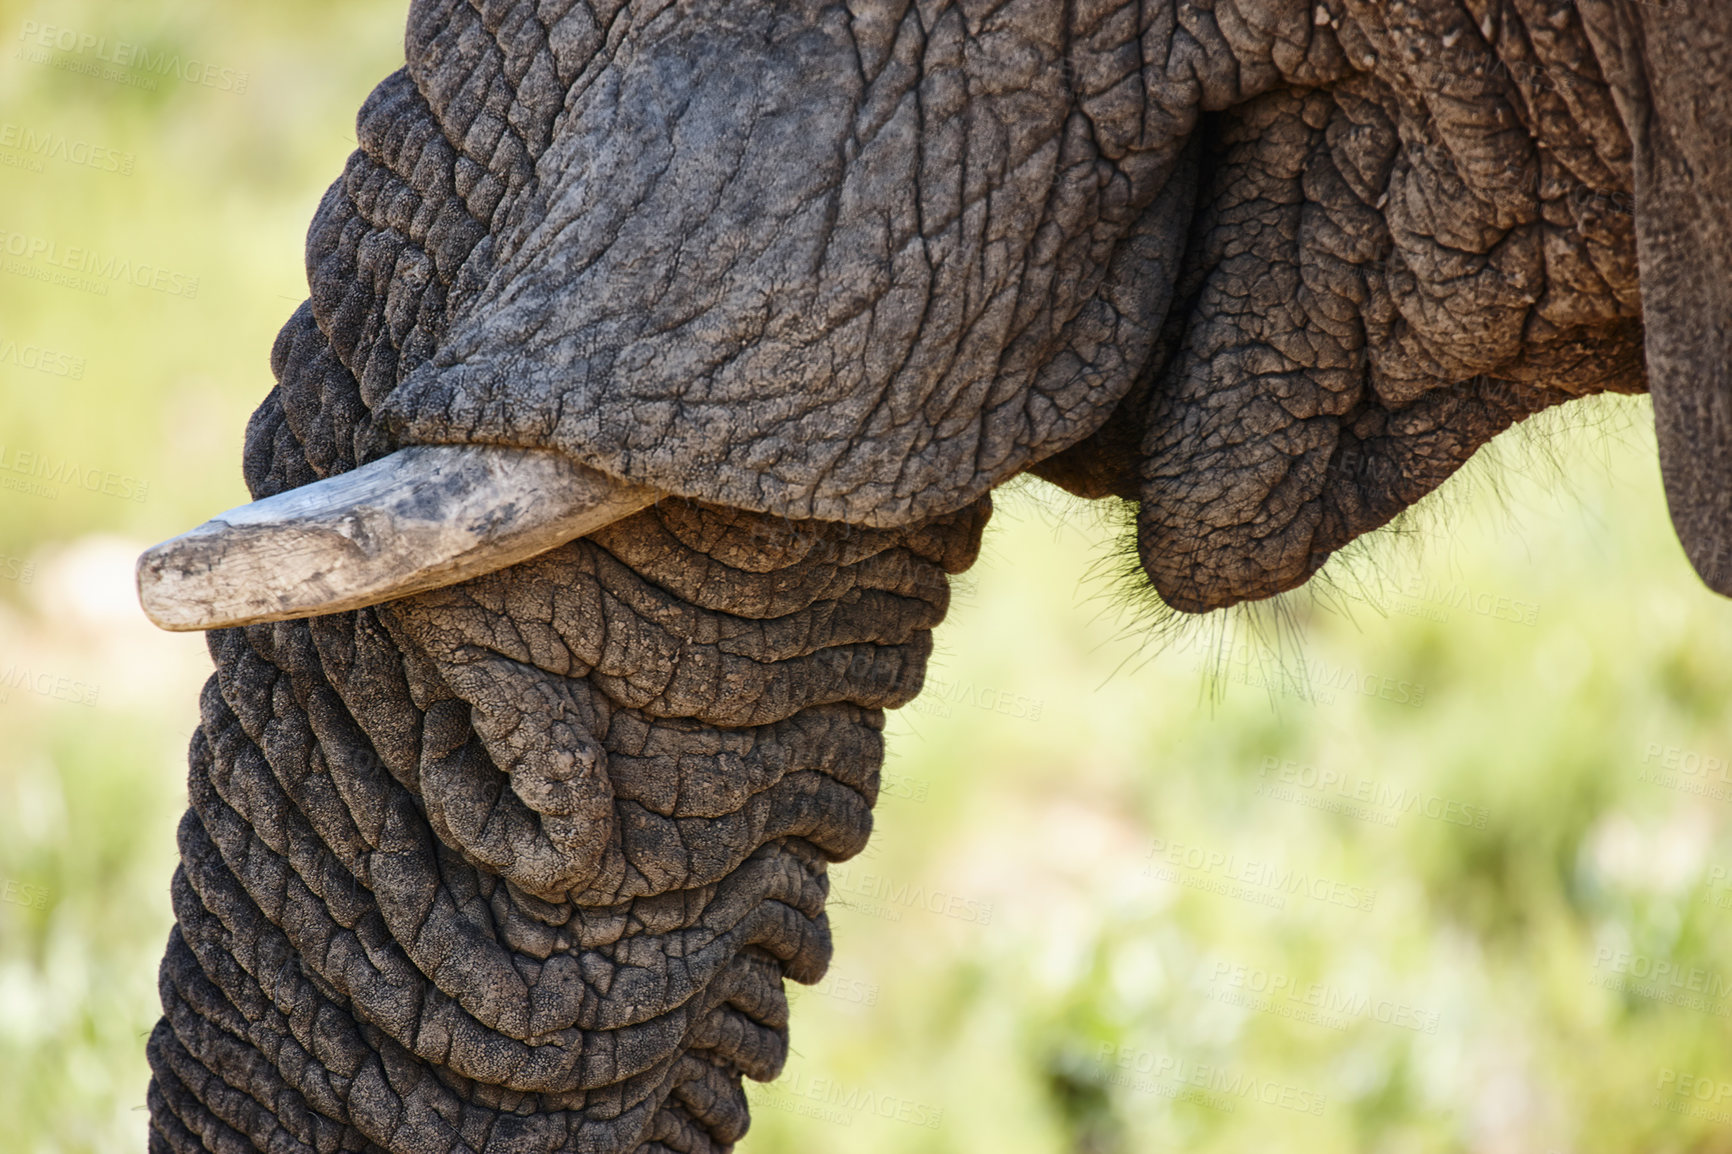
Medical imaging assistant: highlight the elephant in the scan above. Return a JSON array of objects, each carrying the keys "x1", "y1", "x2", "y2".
[{"x1": 133, "y1": 1, "x2": 1731, "y2": 1150}]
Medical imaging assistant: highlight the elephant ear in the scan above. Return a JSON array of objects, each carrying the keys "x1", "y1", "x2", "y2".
[{"x1": 1597, "y1": 0, "x2": 1732, "y2": 595}]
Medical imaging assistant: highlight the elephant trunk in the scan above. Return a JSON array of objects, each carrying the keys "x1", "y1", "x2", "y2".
[{"x1": 147, "y1": 445, "x2": 986, "y2": 1152}]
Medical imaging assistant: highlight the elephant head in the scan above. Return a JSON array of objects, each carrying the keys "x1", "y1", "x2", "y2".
[{"x1": 137, "y1": 2, "x2": 1732, "y2": 1151}]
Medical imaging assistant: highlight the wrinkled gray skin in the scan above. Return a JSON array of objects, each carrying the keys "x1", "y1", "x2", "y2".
[{"x1": 147, "y1": 2, "x2": 1731, "y2": 1150}]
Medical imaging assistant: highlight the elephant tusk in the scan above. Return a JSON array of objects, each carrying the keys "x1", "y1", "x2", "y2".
[{"x1": 136, "y1": 445, "x2": 663, "y2": 632}]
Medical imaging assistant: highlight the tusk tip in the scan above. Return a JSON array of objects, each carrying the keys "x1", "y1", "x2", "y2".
[
  {"x1": 136, "y1": 530, "x2": 239, "y2": 632},
  {"x1": 132, "y1": 446, "x2": 661, "y2": 633}
]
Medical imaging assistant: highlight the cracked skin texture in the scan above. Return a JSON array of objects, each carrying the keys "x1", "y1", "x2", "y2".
[{"x1": 149, "y1": 1, "x2": 1721, "y2": 1150}]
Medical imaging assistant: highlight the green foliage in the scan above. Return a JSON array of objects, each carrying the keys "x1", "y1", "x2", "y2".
[{"x1": 2, "y1": 3, "x2": 1730, "y2": 1151}]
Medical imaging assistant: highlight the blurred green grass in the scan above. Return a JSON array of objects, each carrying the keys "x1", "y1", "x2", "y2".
[{"x1": 2, "y1": 3, "x2": 1731, "y2": 1152}]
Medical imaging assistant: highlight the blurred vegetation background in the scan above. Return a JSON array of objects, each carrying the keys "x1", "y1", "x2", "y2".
[{"x1": 2, "y1": 2, "x2": 1730, "y2": 1151}]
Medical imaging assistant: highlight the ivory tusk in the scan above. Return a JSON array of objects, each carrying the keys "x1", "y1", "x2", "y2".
[{"x1": 136, "y1": 445, "x2": 661, "y2": 632}]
